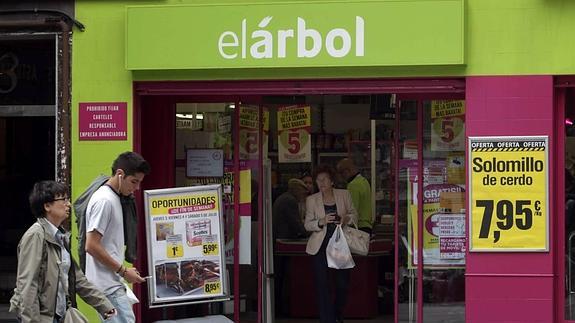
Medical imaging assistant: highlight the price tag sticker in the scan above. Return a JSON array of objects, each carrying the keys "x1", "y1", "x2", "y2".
[
  {"x1": 204, "y1": 281, "x2": 221, "y2": 294},
  {"x1": 202, "y1": 236, "x2": 219, "y2": 256},
  {"x1": 469, "y1": 136, "x2": 548, "y2": 251},
  {"x1": 166, "y1": 234, "x2": 184, "y2": 258}
]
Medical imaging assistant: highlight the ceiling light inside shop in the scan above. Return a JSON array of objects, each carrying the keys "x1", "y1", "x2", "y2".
[{"x1": 176, "y1": 113, "x2": 203, "y2": 120}]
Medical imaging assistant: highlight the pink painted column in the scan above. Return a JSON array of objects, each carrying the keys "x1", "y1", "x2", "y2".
[{"x1": 465, "y1": 76, "x2": 556, "y2": 322}]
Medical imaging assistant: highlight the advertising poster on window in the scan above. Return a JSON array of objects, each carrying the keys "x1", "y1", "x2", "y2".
[
  {"x1": 239, "y1": 105, "x2": 269, "y2": 160},
  {"x1": 404, "y1": 159, "x2": 466, "y2": 268},
  {"x1": 277, "y1": 105, "x2": 311, "y2": 163},
  {"x1": 430, "y1": 100, "x2": 465, "y2": 152},
  {"x1": 144, "y1": 185, "x2": 228, "y2": 307},
  {"x1": 469, "y1": 136, "x2": 548, "y2": 252}
]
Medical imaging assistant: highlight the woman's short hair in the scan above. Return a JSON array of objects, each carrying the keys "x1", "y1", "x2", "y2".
[
  {"x1": 29, "y1": 181, "x2": 67, "y2": 218},
  {"x1": 313, "y1": 164, "x2": 336, "y2": 182}
]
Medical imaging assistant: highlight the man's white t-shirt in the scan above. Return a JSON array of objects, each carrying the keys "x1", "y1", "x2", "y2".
[{"x1": 85, "y1": 185, "x2": 125, "y2": 295}]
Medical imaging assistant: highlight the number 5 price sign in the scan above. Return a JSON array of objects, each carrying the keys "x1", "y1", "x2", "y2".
[
  {"x1": 277, "y1": 105, "x2": 311, "y2": 163},
  {"x1": 431, "y1": 100, "x2": 465, "y2": 152},
  {"x1": 469, "y1": 136, "x2": 548, "y2": 252}
]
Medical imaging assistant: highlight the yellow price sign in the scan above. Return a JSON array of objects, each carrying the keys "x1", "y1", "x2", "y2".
[
  {"x1": 202, "y1": 242, "x2": 219, "y2": 256},
  {"x1": 204, "y1": 281, "x2": 221, "y2": 294},
  {"x1": 166, "y1": 235, "x2": 184, "y2": 258},
  {"x1": 469, "y1": 136, "x2": 548, "y2": 251}
]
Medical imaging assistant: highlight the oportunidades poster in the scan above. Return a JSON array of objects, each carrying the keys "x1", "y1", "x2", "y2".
[{"x1": 144, "y1": 185, "x2": 227, "y2": 306}]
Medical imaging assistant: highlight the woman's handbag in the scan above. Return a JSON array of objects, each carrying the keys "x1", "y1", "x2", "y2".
[
  {"x1": 343, "y1": 220, "x2": 370, "y2": 256},
  {"x1": 63, "y1": 307, "x2": 89, "y2": 323}
]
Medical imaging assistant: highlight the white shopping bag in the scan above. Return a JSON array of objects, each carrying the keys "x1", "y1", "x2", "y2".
[
  {"x1": 326, "y1": 224, "x2": 355, "y2": 269},
  {"x1": 123, "y1": 281, "x2": 139, "y2": 305}
]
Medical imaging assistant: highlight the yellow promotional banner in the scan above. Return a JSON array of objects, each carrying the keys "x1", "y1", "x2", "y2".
[
  {"x1": 149, "y1": 191, "x2": 219, "y2": 216},
  {"x1": 277, "y1": 105, "x2": 311, "y2": 163},
  {"x1": 431, "y1": 100, "x2": 465, "y2": 152},
  {"x1": 431, "y1": 100, "x2": 465, "y2": 119},
  {"x1": 469, "y1": 136, "x2": 548, "y2": 251}
]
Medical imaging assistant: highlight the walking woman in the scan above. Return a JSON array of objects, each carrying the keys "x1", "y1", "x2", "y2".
[
  {"x1": 10, "y1": 181, "x2": 116, "y2": 323},
  {"x1": 304, "y1": 165, "x2": 358, "y2": 323}
]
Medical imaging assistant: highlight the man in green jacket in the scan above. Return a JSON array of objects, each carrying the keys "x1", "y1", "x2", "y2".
[{"x1": 337, "y1": 158, "x2": 373, "y2": 234}]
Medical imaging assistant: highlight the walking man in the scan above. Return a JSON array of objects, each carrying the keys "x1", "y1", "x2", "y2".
[{"x1": 85, "y1": 151, "x2": 151, "y2": 322}]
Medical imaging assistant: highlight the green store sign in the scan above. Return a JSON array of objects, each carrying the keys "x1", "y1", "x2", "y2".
[{"x1": 126, "y1": 0, "x2": 464, "y2": 70}]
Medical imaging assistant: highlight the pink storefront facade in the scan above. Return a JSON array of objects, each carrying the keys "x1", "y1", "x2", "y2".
[{"x1": 466, "y1": 76, "x2": 556, "y2": 322}]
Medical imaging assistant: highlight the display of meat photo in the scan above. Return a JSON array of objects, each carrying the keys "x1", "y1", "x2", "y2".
[
  {"x1": 164, "y1": 262, "x2": 183, "y2": 294},
  {"x1": 180, "y1": 259, "x2": 220, "y2": 292},
  {"x1": 155, "y1": 259, "x2": 220, "y2": 296},
  {"x1": 155, "y1": 263, "x2": 166, "y2": 284}
]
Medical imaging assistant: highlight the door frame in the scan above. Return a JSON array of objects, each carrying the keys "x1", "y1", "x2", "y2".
[
  {"x1": 133, "y1": 78, "x2": 465, "y2": 323},
  {"x1": 554, "y1": 76, "x2": 571, "y2": 322}
]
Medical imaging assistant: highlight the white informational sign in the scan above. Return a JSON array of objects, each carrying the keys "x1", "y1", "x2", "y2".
[
  {"x1": 438, "y1": 213, "x2": 466, "y2": 260},
  {"x1": 186, "y1": 149, "x2": 224, "y2": 177},
  {"x1": 144, "y1": 185, "x2": 228, "y2": 307}
]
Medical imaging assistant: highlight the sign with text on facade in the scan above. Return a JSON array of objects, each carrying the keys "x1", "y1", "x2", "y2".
[
  {"x1": 126, "y1": 0, "x2": 464, "y2": 70},
  {"x1": 277, "y1": 105, "x2": 311, "y2": 163},
  {"x1": 78, "y1": 102, "x2": 127, "y2": 140},
  {"x1": 469, "y1": 136, "x2": 548, "y2": 252},
  {"x1": 144, "y1": 185, "x2": 228, "y2": 307},
  {"x1": 430, "y1": 100, "x2": 465, "y2": 152},
  {"x1": 239, "y1": 105, "x2": 269, "y2": 160}
]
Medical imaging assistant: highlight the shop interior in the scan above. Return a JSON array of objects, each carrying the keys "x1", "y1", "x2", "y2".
[{"x1": 139, "y1": 90, "x2": 467, "y2": 322}]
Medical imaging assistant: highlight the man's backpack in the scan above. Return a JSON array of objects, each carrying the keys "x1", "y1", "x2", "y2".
[
  {"x1": 73, "y1": 175, "x2": 109, "y2": 272},
  {"x1": 74, "y1": 175, "x2": 139, "y2": 272}
]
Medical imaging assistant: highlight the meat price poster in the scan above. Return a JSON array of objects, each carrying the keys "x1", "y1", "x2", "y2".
[
  {"x1": 469, "y1": 136, "x2": 548, "y2": 252},
  {"x1": 144, "y1": 185, "x2": 228, "y2": 306}
]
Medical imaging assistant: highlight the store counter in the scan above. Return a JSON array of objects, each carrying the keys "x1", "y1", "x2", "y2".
[{"x1": 275, "y1": 238, "x2": 392, "y2": 318}]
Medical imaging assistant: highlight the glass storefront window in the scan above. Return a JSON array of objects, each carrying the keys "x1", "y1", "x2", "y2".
[
  {"x1": 421, "y1": 100, "x2": 466, "y2": 322},
  {"x1": 167, "y1": 95, "x2": 467, "y2": 322}
]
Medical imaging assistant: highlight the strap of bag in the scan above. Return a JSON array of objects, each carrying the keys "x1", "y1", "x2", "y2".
[
  {"x1": 67, "y1": 245, "x2": 78, "y2": 308},
  {"x1": 348, "y1": 216, "x2": 360, "y2": 230}
]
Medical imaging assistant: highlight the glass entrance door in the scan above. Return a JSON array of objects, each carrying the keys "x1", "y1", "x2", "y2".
[{"x1": 396, "y1": 99, "x2": 466, "y2": 323}]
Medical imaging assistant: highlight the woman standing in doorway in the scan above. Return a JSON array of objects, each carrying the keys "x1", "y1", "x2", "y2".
[{"x1": 304, "y1": 164, "x2": 358, "y2": 323}]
